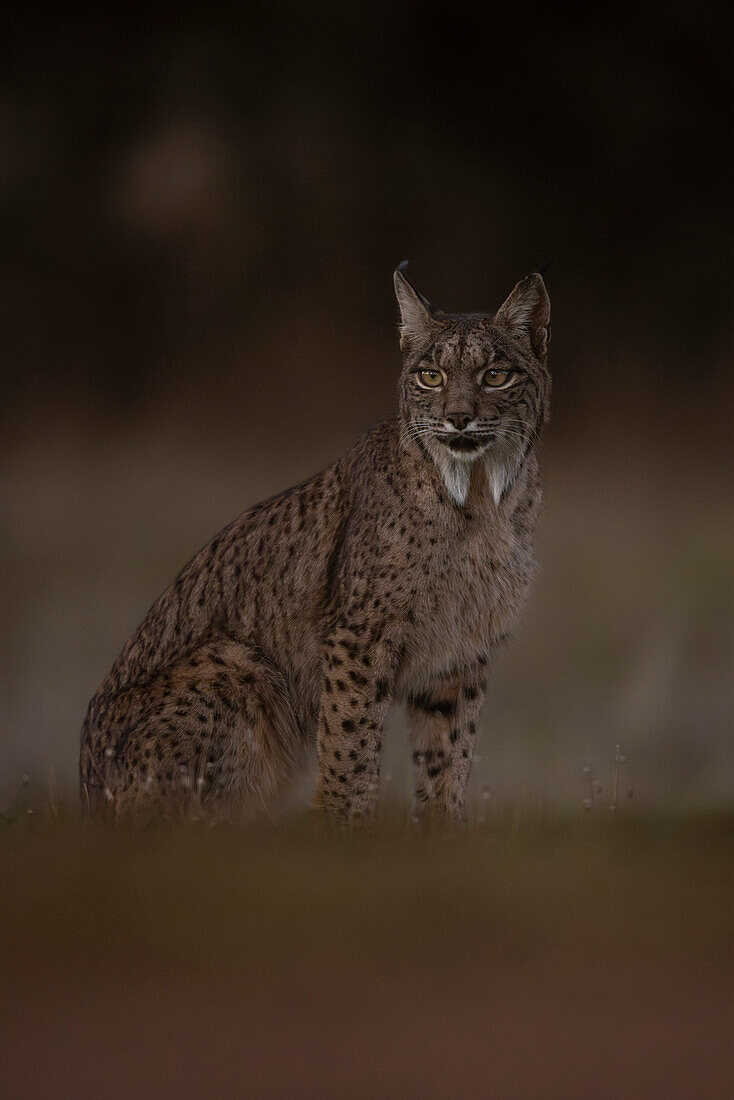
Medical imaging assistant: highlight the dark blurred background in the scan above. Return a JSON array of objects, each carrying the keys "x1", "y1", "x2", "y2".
[{"x1": 2, "y1": 3, "x2": 732, "y2": 809}]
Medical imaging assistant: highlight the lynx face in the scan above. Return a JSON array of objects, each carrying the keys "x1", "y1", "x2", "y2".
[{"x1": 395, "y1": 266, "x2": 551, "y2": 505}]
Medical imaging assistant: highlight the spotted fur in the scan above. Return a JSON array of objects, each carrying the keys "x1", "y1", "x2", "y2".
[{"x1": 80, "y1": 268, "x2": 551, "y2": 825}]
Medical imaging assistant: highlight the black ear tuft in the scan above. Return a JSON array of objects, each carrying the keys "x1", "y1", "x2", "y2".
[
  {"x1": 397, "y1": 259, "x2": 410, "y2": 275},
  {"x1": 534, "y1": 260, "x2": 553, "y2": 277}
]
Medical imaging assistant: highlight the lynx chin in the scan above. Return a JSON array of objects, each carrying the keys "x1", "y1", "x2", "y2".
[{"x1": 80, "y1": 264, "x2": 551, "y2": 825}]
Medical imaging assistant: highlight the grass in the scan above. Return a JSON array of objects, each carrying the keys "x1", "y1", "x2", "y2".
[
  {"x1": 4, "y1": 810, "x2": 733, "y2": 970},
  {"x1": 2, "y1": 811, "x2": 734, "y2": 1096}
]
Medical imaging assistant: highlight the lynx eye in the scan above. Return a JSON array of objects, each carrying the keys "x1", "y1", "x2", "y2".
[
  {"x1": 480, "y1": 368, "x2": 514, "y2": 389},
  {"x1": 417, "y1": 369, "x2": 444, "y2": 388}
]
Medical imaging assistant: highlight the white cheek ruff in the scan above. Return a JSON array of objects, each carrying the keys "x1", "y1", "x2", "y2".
[
  {"x1": 437, "y1": 453, "x2": 472, "y2": 505},
  {"x1": 485, "y1": 459, "x2": 513, "y2": 506},
  {"x1": 425, "y1": 438, "x2": 474, "y2": 506},
  {"x1": 425, "y1": 436, "x2": 514, "y2": 506}
]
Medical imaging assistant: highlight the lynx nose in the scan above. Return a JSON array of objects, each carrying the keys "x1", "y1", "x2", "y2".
[{"x1": 445, "y1": 409, "x2": 472, "y2": 431}]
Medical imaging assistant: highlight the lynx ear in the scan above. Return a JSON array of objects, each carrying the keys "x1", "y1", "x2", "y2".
[
  {"x1": 393, "y1": 262, "x2": 435, "y2": 349},
  {"x1": 494, "y1": 273, "x2": 551, "y2": 358}
]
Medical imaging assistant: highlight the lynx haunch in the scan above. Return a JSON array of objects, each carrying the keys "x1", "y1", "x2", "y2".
[{"x1": 80, "y1": 265, "x2": 551, "y2": 825}]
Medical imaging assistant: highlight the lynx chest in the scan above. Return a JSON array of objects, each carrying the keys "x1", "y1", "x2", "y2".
[{"x1": 398, "y1": 504, "x2": 533, "y2": 685}]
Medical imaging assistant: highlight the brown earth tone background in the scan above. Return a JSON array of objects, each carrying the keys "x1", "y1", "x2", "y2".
[{"x1": 2, "y1": 7, "x2": 733, "y2": 1097}]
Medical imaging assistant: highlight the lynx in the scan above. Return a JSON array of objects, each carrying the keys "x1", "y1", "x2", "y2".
[{"x1": 80, "y1": 265, "x2": 551, "y2": 825}]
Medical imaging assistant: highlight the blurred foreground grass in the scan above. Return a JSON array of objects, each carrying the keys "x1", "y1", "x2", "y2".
[
  {"x1": 2, "y1": 813, "x2": 733, "y2": 1097},
  {"x1": 3, "y1": 811, "x2": 734, "y2": 970}
]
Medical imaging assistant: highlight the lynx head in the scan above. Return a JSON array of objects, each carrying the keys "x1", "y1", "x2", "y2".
[{"x1": 394, "y1": 263, "x2": 551, "y2": 506}]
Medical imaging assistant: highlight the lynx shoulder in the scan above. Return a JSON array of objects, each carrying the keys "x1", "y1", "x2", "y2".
[{"x1": 80, "y1": 266, "x2": 551, "y2": 824}]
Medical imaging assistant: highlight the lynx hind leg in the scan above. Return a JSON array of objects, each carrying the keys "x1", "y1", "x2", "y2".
[
  {"x1": 407, "y1": 668, "x2": 486, "y2": 823},
  {"x1": 86, "y1": 637, "x2": 303, "y2": 821}
]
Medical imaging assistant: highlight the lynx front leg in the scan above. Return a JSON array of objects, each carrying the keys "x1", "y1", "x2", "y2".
[
  {"x1": 314, "y1": 632, "x2": 396, "y2": 826},
  {"x1": 407, "y1": 668, "x2": 486, "y2": 822}
]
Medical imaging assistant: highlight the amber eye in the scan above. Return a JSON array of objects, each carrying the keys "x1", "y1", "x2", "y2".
[
  {"x1": 417, "y1": 369, "x2": 444, "y2": 388},
  {"x1": 480, "y1": 368, "x2": 513, "y2": 389}
]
